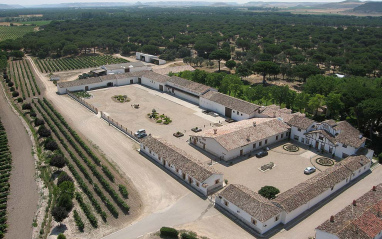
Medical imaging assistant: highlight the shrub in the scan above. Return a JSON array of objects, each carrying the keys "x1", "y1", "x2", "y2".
[
  {"x1": 29, "y1": 110, "x2": 36, "y2": 117},
  {"x1": 119, "y1": 184, "x2": 128, "y2": 198},
  {"x1": 17, "y1": 97, "x2": 23, "y2": 103},
  {"x1": 51, "y1": 206, "x2": 69, "y2": 225},
  {"x1": 73, "y1": 210, "x2": 84, "y2": 231},
  {"x1": 181, "y1": 232, "x2": 198, "y2": 239},
  {"x1": 12, "y1": 91, "x2": 19, "y2": 97},
  {"x1": 258, "y1": 186, "x2": 280, "y2": 200},
  {"x1": 38, "y1": 125, "x2": 51, "y2": 137},
  {"x1": 50, "y1": 154, "x2": 66, "y2": 168},
  {"x1": 44, "y1": 138, "x2": 58, "y2": 151},
  {"x1": 160, "y1": 227, "x2": 179, "y2": 238},
  {"x1": 22, "y1": 103, "x2": 32, "y2": 110},
  {"x1": 156, "y1": 120, "x2": 162, "y2": 123},
  {"x1": 57, "y1": 233, "x2": 66, "y2": 239},
  {"x1": 57, "y1": 172, "x2": 73, "y2": 186},
  {"x1": 7, "y1": 82, "x2": 13, "y2": 87},
  {"x1": 10, "y1": 87, "x2": 15, "y2": 92},
  {"x1": 379, "y1": 153, "x2": 382, "y2": 164},
  {"x1": 57, "y1": 194, "x2": 73, "y2": 211},
  {"x1": 34, "y1": 118, "x2": 45, "y2": 126}
]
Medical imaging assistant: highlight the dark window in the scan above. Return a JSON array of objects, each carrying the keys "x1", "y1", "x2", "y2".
[
  {"x1": 265, "y1": 139, "x2": 268, "y2": 144},
  {"x1": 276, "y1": 136, "x2": 279, "y2": 140},
  {"x1": 259, "y1": 141, "x2": 262, "y2": 146},
  {"x1": 253, "y1": 143, "x2": 256, "y2": 149}
]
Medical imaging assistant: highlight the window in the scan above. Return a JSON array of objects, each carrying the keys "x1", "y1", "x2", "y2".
[
  {"x1": 276, "y1": 136, "x2": 279, "y2": 140},
  {"x1": 359, "y1": 169, "x2": 361, "y2": 173},
  {"x1": 149, "y1": 150, "x2": 152, "y2": 154},
  {"x1": 343, "y1": 144, "x2": 347, "y2": 148},
  {"x1": 331, "y1": 186, "x2": 334, "y2": 191},
  {"x1": 237, "y1": 111, "x2": 239, "y2": 115},
  {"x1": 251, "y1": 218, "x2": 257, "y2": 225},
  {"x1": 298, "y1": 128, "x2": 301, "y2": 132},
  {"x1": 319, "y1": 136, "x2": 323, "y2": 141},
  {"x1": 253, "y1": 143, "x2": 256, "y2": 149},
  {"x1": 196, "y1": 182, "x2": 199, "y2": 187},
  {"x1": 241, "y1": 114, "x2": 243, "y2": 116},
  {"x1": 275, "y1": 216, "x2": 279, "y2": 222},
  {"x1": 224, "y1": 200, "x2": 229, "y2": 206},
  {"x1": 281, "y1": 134, "x2": 284, "y2": 138},
  {"x1": 294, "y1": 135, "x2": 299, "y2": 141},
  {"x1": 265, "y1": 139, "x2": 268, "y2": 144},
  {"x1": 143, "y1": 146, "x2": 146, "y2": 150},
  {"x1": 215, "y1": 179, "x2": 220, "y2": 184},
  {"x1": 259, "y1": 141, "x2": 262, "y2": 147}
]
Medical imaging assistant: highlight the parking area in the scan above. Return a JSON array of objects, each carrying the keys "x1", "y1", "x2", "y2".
[{"x1": 86, "y1": 85, "x2": 324, "y2": 194}]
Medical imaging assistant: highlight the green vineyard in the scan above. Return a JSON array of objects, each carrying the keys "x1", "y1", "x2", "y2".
[
  {"x1": 34, "y1": 55, "x2": 128, "y2": 73},
  {"x1": 0, "y1": 26, "x2": 35, "y2": 42}
]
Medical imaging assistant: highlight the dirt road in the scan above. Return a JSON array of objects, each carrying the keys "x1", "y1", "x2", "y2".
[{"x1": 0, "y1": 84, "x2": 38, "y2": 239}]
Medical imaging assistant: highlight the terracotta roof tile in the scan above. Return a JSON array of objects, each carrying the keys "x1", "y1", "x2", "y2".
[
  {"x1": 168, "y1": 76, "x2": 212, "y2": 95},
  {"x1": 286, "y1": 115, "x2": 315, "y2": 130}
]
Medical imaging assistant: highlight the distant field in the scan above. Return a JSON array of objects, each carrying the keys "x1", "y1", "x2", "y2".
[
  {"x1": 15, "y1": 21, "x2": 51, "y2": 26},
  {"x1": 0, "y1": 25, "x2": 35, "y2": 41},
  {"x1": 34, "y1": 55, "x2": 129, "y2": 73}
]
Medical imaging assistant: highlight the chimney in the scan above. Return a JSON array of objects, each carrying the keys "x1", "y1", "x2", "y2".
[
  {"x1": 214, "y1": 129, "x2": 217, "y2": 135},
  {"x1": 373, "y1": 186, "x2": 377, "y2": 191},
  {"x1": 253, "y1": 122, "x2": 257, "y2": 127},
  {"x1": 353, "y1": 200, "x2": 357, "y2": 206},
  {"x1": 330, "y1": 216, "x2": 334, "y2": 222}
]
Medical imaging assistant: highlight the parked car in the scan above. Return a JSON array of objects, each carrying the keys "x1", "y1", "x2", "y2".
[
  {"x1": 256, "y1": 151, "x2": 268, "y2": 158},
  {"x1": 134, "y1": 129, "x2": 146, "y2": 136},
  {"x1": 137, "y1": 132, "x2": 147, "y2": 139},
  {"x1": 304, "y1": 167, "x2": 316, "y2": 175}
]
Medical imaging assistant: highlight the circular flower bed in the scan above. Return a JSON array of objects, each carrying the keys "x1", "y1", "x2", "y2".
[
  {"x1": 283, "y1": 143, "x2": 299, "y2": 152},
  {"x1": 112, "y1": 95, "x2": 130, "y2": 103},
  {"x1": 316, "y1": 157, "x2": 334, "y2": 166}
]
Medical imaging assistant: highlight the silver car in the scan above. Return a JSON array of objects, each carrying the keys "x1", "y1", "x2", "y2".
[{"x1": 304, "y1": 167, "x2": 316, "y2": 175}]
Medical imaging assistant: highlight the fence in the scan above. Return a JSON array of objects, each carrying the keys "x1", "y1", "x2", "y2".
[
  {"x1": 100, "y1": 111, "x2": 140, "y2": 142},
  {"x1": 67, "y1": 90, "x2": 98, "y2": 115}
]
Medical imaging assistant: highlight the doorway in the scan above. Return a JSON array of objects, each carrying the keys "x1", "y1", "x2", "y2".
[
  {"x1": 159, "y1": 85, "x2": 164, "y2": 91},
  {"x1": 130, "y1": 79, "x2": 133, "y2": 84},
  {"x1": 225, "y1": 107, "x2": 232, "y2": 118}
]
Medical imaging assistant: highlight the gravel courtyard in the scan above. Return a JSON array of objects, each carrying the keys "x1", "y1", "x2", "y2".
[{"x1": 85, "y1": 85, "x2": 323, "y2": 194}]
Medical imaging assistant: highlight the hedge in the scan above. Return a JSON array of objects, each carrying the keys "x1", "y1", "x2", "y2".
[{"x1": 160, "y1": 227, "x2": 179, "y2": 238}]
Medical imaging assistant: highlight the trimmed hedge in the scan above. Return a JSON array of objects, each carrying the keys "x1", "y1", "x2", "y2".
[
  {"x1": 73, "y1": 210, "x2": 84, "y2": 232},
  {"x1": 119, "y1": 184, "x2": 128, "y2": 199}
]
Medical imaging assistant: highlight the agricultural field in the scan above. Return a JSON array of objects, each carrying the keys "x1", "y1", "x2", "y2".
[
  {"x1": 3, "y1": 57, "x2": 139, "y2": 238},
  {"x1": 0, "y1": 118, "x2": 12, "y2": 239},
  {"x1": 0, "y1": 25, "x2": 35, "y2": 41},
  {"x1": 13, "y1": 21, "x2": 51, "y2": 26},
  {"x1": 34, "y1": 55, "x2": 128, "y2": 73}
]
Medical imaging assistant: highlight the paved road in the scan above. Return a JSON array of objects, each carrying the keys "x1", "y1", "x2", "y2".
[{"x1": 0, "y1": 82, "x2": 38, "y2": 239}]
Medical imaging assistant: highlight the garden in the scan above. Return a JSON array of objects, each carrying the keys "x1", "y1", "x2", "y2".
[
  {"x1": 112, "y1": 95, "x2": 129, "y2": 103},
  {"x1": 147, "y1": 109, "x2": 172, "y2": 125}
]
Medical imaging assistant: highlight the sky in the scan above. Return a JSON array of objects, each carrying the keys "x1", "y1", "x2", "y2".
[{"x1": 1, "y1": 0, "x2": 379, "y2": 6}]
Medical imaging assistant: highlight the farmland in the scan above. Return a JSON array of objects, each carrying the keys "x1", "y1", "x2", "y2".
[
  {"x1": 0, "y1": 25, "x2": 35, "y2": 41},
  {"x1": 2, "y1": 57, "x2": 139, "y2": 238},
  {"x1": 0, "y1": 118, "x2": 12, "y2": 239},
  {"x1": 34, "y1": 55, "x2": 128, "y2": 73}
]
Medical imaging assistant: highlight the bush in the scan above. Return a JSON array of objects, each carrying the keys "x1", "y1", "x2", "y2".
[
  {"x1": 51, "y1": 206, "x2": 69, "y2": 225},
  {"x1": 50, "y1": 154, "x2": 66, "y2": 168},
  {"x1": 119, "y1": 184, "x2": 128, "y2": 198},
  {"x1": 34, "y1": 118, "x2": 45, "y2": 126},
  {"x1": 181, "y1": 232, "x2": 197, "y2": 239},
  {"x1": 156, "y1": 120, "x2": 162, "y2": 123},
  {"x1": 44, "y1": 138, "x2": 58, "y2": 151},
  {"x1": 57, "y1": 233, "x2": 66, "y2": 239},
  {"x1": 10, "y1": 87, "x2": 15, "y2": 92},
  {"x1": 29, "y1": 110, "x2": 36, "y2": 117},
  {"x1": 7, "y1": 82, "x2": 13, "y2": 87},
  {"x1": 57, "y1": 194, "x2": 73, "y2": 211},
  {"x1": 73, "y1": 210, "x2": 84, "y2": 231},
  {"x1": 379, "y1": 153, "x2": 382, "y2": 164},
  {"x1": 12, "y1": 91, "x2": 19, "y2": 97},
  {"x1": 57, "y1": 172, "x2": 73, "y2": 186},
  {"x1": 38, "y1": 125, "x2": 51, "y2": 137},
  {"x1": 160, "y1": 227, "x2": 179, "y2": 238},
  {"x1": 22, "y1": 103, "x2": 32, "y2": 110},
  {"x1": 258, "y1": 186, "x2": 280, "y2": 200},
  {"x1": 17, "y1": 97, "x2": 23, "y2": 103}
]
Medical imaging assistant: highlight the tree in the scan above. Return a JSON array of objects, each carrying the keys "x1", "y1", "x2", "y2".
[
  {"x1": 44, "y1": 138, "x2": 58, "y2": 151},
  {"x1": 57, "y1": 172, "x2": 73, "y2": 186},
  {"x1": 57, "y1": 234, "x2": 67, "y2": 239},
  {"x1": 225, "y1": 60, "x2": 236, "y2": 70},
  {"x1": 253, "y1": 61, "x2": 280, "y2": 85},
  {"x1": 235, "y1": 62, "x2": 252, "y2": 79},
  {"x1": 62, "y1": 44, "x2": 78, "y2": 56},
  {"x1": 140, "y1": 45, "x2": 160, "y2": 55},
  {"x1": 308, "y1": 94, "x2": 326, "y2": 116},
  {"x1": 34, "y1": 118, "x2": 45, "y2": 126},
  {"x1": 219, "y1": 74, "x2": 243, "y2": 95},
  {"x1": 52, "y1": 206, "x2": 69, "y2": 225},
  {"x1": 292, "y1": 64, "x2": 320, "y2": 82},
  {"x1": 50, "y1": 154, "x2": 66, "y2": 169},
  {"x1": 325, "y1": 93, "x2": 344, "y2": 118},
  {"x1": 38, "y1": 125, "x2": 51, "y2": 138},
  {"x1": 294, "y1": 92, "x2": 310, "y2": 112},
  {"x1": 209, "y1": 50, "x2": 231, "y2": 72},
  {"x1": 258, "y1": 186, "x2": 280, "y2": 199},
  {"x1": 236, "y1": 38, "x2": 251, "y2": 51}
]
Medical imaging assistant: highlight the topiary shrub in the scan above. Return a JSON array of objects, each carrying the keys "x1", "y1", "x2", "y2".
[
  {"x1": 12, "y1": 91, "x2": 19, "y2": 97},
  {"x1": 17, "y1": 97, "x2": 23, "y2": 103},
  {"x1": 38, "y1": 125, "x2": 51, "y2": 137},
  {"x1": 258, "y1": 186, "x2": 280, "y2": 200},
  {"x1": 50, "y1": 154, "x2": 66, "y2": 169},
  {"x1": 10, "y1": 87, "x2": 15, "y2": 92},
  {"x1": 34, "y1": 118, "x2": 45, "y2": 126},
  {"x1": 44, "y1": 138, "x2": 58, "y2": 151},
  {"x1": 7, "y1": 81, "x2": 14, "y2": 87},
  {"x1": 160, "y1": 227, "x2": 179, "y2": 238},
  {"x1": 57, "y1": 172, "x2": 73, "y2": 186},
  {"x1": 57, "y1": 233, "x2": 67, "y2": 239},
  {"x1": 181, "y1": 232, "x2": 198, "y2": 239},
  {"x1": 22, "y1": 103, "x2": 32, "y2": 110}
]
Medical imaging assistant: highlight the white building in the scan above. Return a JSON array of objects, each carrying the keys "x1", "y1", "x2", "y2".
[
  {"x1": 136, "y1": 52, "x2": 166, "y2": 65},
  {"x1": 216, "y1": 184, "x2": 283, "y2": 234},
  {"x1": 140, "y1": 135, "x2": 223, "y2": 196},
  {"x1": 315, "y1": 183, "x2": 382, "y2": 239},
  {"x1": 287, "y1": 116, "x2": 374, "y2": 159},
  {"x1": 199, "y1": 91, "x2": 261, "y2": 121},
  {"x1": 190, "y1": 118, "x2": 290, "y2": 161},
  {"x1": 217, "y1": 155, "x2": 371, "y2": 235},
  {"x1": 101, "y1": 62, "x2": 150, "y2": 74}
]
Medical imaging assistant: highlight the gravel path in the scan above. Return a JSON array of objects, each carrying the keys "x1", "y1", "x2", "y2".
[{"x1": 0, "y1": 83, "x2": 38, "y2": 239}]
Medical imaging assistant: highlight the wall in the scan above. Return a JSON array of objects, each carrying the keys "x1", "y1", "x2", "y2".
[
  {"x1": 100, "y1": 112, "x2": 138, "y2": 141},
  {"x1": 199, "y1": 97, "x2": 226, "y2": 117},
  {"x1": 230, "y1": 109, "x2": 251, "y2": 121},
  {"x1": 141, "y1": 76, "x2": 163, "y2": 90},
  {"x1": 67, "y1": 91, "x2": 98, "y2": 114},
  {"x1": 166, "y1": 86, "x2": 200, "y2": 105},
  {"x1": 315, "y1": 230, "x2": 340, "y2": 239}
]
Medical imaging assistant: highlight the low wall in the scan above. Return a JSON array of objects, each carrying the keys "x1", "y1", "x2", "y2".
[
  {"x1": 67, "y1": 91, "x2": 98, "y2": 114},
  {"x1": 100, "y1": 111, "x2": 139, "y2": 142}
]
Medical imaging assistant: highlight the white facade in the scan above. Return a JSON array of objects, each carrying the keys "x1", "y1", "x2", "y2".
[
  {"x1": 215, "y1": 196, "x2": 281, "y2": 234},
  {"x1": 136, "y1": 52, "x2": 166, "y2": 65},
  {"x1": 139, "y1": 143, "x2": 223, "y2": 196},
  {"x1": 199, "y1": 97, "x2": 254, "y2": 121}
]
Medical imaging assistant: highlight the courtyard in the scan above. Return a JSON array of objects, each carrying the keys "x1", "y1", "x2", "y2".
[{"x1": 84, "y1": 84, "x2": 336, "y2": 195}]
